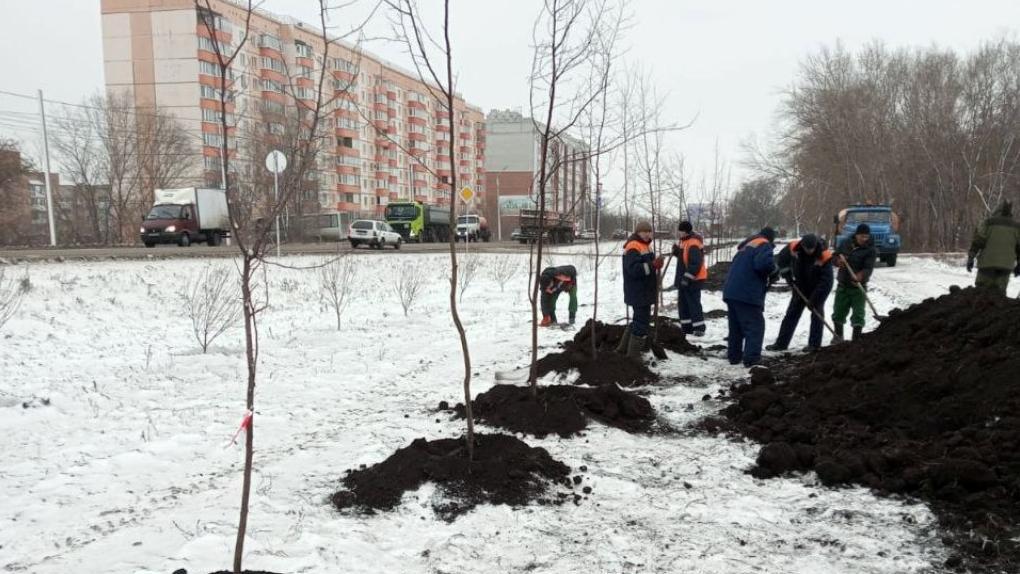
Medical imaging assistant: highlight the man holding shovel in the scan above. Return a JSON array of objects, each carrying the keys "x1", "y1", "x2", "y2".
[
  {"x1": 766, "y1": 234, "x2": 835, "y2": 352},
  {"x1": 832, "y1": 224, "x2": 878, "y2": 341},
  {"x1": 617, "y1": 221, "x2": 665, "y2": 360}
]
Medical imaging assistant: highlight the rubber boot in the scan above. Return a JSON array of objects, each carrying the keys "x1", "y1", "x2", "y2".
[
  {"x1": 615, "y1": 328, "x2": 632, "y2": 354},
  {"x1": 852, "y1": 326, "x2": 863, "y2": 340},
  {"x1": 765, "y1": 343, "x2": 787, "y2": 351},
  {"x1": 833, "y1": 323, "x2": 844, "y2": 343},
  {"x1": 627, "y1": 334, "x2": 647, "y2": 360}
]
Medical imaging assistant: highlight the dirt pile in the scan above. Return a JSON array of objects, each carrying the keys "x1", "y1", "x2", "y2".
[
  {"x1": 572, "y1": 319, "x2": 701, "y2": 356},
  {"x1": 332, "y1": 434, "x2": 573, "y2": 520},
  {"x1": 716, "y1": 287, "x2": 1020, "y2": 571},
  {"x1": 702, "y1": 261, "x2": 732, "y2": 291},
  {"x1": 701, "y1": 260, "x2": 789, "y2": 293},
  {"x1": 452, "y1": 383, "x2": 656, "y2": 437}
]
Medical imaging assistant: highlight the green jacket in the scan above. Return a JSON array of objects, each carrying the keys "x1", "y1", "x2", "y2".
[{"x1": 969, "y1": 214, "x2": 1020, "y2": 271}]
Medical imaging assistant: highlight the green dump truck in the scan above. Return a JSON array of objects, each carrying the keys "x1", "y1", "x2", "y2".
[{"x1": 384, "y1": 201, "x2": 451, "y2": 242}]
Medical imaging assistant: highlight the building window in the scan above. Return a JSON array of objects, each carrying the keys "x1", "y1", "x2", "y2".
[
  {"x1": 295, "y1": 42, "x2": 313, "y2": 58},
  {"x1": 331, "y1": 57, "x2": 356, "y2": 73},
  {"x1": 199, "y1": 60, "x2": 220, "y2": 76},
  {"x1": 339, "y1": 136, "x2": 354, "y2": 148},
  {"x1": 259, "y1": 34, "x2": 282, "y2": 51},
  {"x1": 260, "y1": 56, "x2": 285, "y2": 74},
  {"x1": 261, "y1": 79, "x2": 284, "y2": 93}
]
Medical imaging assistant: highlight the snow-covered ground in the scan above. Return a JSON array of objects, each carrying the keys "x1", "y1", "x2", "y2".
[{"x1": 1, "y1": 245, "x2": 999, "y2": 574}]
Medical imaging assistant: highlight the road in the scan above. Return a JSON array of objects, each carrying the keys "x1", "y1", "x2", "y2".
[{"x1": 0, "y1": 240, "x2": 592, "y2": 262}]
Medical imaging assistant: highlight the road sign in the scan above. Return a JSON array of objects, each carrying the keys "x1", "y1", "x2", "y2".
[
  {"x1": 265, "y1": 150, "x2": 287, "y2": 174},
  {"x1": 459, "y1": 185, "x2": 475, "y2": 203}
]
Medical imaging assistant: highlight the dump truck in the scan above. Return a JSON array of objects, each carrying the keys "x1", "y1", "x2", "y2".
[
  {"x1": 518, "y1": 208, "x2": 575, "y2": 244},
  {"x1": 833, "y1": 204, "x2": 902, "y2": 266},
  {"x1": 140, "y1": 187, "x2": 230, "y2": 247},
  {"x1": 384, "y1": 201, "x2": 451, "y2": 242}
]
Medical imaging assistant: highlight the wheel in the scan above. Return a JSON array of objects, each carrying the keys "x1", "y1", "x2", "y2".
[
  {"x1": 886, "y1": 254, "x2": 897, "y2": 267},
  {"x1": 350, "y1": 240, "x2": 359, "y2": 249},
  {"x1": 394, "y1": 238, "x2": 402, "y2": 250},
  {"x1": 207, "y1": 233, "x2": 220, "y2": 246},
  {"x1": 144, "y1": 242, "x2": 155, "y2": 248},
  {"x1": 179, "y1": 233, "x2": 191, "y2": 247},
  {"x1": 372, "y1": 240, "x2": 382, "y2": 250}
]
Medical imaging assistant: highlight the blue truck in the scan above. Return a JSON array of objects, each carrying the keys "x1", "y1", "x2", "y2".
[{"x1": 832, "y1": 204, "x2": 902, "y2": 267}]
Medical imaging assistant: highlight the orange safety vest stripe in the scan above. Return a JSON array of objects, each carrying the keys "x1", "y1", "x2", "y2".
[
  {"x1": 681, "y1": 237, "x2": 708, "y2": 280},
  {"x1": 790, "y1": 239, "x2": 833, "y2": 266},
  {"x1": 624, "y1": 239, "x2": 651, "y2": 254},
  {"x1": 743, "y1": 237, "x2": 769, "y2": 249}
]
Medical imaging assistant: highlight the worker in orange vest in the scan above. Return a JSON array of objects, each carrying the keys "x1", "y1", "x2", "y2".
[
  {"x1": 616, "y1": 221, "x2": 665, "y2": 359},
  {"x1": 766, "y1": 234, "x2": 834, "y2": 352},
  {"x1": 670, "y1": 220, "x2": 708, "y2": 336}
]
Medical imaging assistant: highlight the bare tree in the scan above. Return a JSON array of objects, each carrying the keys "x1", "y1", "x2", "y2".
[
  {"x1": 386, "y1": 0, "x2": 477, "y2": 458},
  {"x1": 457, "y1": 253, "x2": 481, "y2": 302},
  {"x1": 487, "y1": 254, "x2": 520, "y2": 292},
  {"x1": 319, "y1": 255, "x2": 358, "y2": 329},
  {"x1": 52, "y1": 92, "x2": 197, "y2": 245},
  {"x1": 0, "y1": 267, "x2": 27, "y2": 331},
  {"x1": 195, "y1": 1, "x2": 373, "y2": 570},
  {"x1": 527, "y1": 0, "x2": 621, "y2": 391},
  {"x1": 185, "y1": 265, "x2": 240, "y2": 353},
  {"x1": 394, "y1": 259, "x2": 428, "y2": 316}
]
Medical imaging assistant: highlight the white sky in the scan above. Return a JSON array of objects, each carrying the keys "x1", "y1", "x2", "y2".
[{"x1": 2, "y1": 0, "x2": 1019, "y2": 202}]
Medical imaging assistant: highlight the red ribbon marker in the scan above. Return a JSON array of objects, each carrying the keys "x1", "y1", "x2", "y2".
[{"x1": 227, "y1": 410, "x2": 253, "y2": 447}]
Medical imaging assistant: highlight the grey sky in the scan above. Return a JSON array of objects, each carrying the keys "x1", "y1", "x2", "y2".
[{"x1": 2, "y1": 0, "x2": 1019, "y2": 201}]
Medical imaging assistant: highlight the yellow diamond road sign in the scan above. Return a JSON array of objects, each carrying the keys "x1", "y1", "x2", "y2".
[{"x1": 459, "y1": 186, "x2": 475, "y2": 203}]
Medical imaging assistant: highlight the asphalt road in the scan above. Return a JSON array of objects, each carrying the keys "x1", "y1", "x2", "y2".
[{"x1": 0, "y1": 240, "x2": 586, "y2": 262}]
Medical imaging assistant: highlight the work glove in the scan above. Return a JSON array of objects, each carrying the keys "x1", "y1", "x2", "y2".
[
  {"x1": 966, "y1": 256, "x2": 975, "y2": 273},
  {"x1": 1014, "y1": 263, "x2": 1020, "y2": 277},
  {"x1": 652, "y1": 256, "x2": 665, "y2": 271},
  {"x1": 671, "y1": 244, "x2": 681, "y2": 258}
]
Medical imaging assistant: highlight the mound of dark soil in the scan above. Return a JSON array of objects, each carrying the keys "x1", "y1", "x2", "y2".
[
  {"x1": 453, "y1": 383, "x2": 655, "y2": 437},
  {"x1": 534, "y1": 347, "x2": 659, "y2": 387},
  {"x1": 701, "y1": 260, "x2": 789, "y2": 293},
  {"x1": 718, "y1": 287, "x2": 1020, "y2": 572},
  {"x1": 701, "y1": 261, "x2": 731, "y2": 291},
  {"x1": 704, "y1": 309, "x2": 728, "y2": 319},
  {"x1": 332, "y1": 433, "x2": 572, "y2": 520},
  {"x1": 592, "y1": 319, "x2": 701, "y2": 356}
]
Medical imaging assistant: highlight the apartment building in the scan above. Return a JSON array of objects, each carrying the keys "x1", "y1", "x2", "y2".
[
  {"x1": 100, "y1": 0, "x2": 486, "y2": 219},
  {"x1": 483, "y1": 109, "x2": 589, "y2": 241}
]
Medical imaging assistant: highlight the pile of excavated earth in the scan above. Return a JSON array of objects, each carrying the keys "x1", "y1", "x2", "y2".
[
  {"x1": 332, "y1": 320, "x2": 686, "y2": 519},
  {"x1": 708, "y1": 287, "x2": 1020, "y2": 572}
]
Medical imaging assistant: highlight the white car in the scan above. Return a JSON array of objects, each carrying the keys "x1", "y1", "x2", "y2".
[{"x1": 349, "y1": 220, "x2": 402, "y2": 249}]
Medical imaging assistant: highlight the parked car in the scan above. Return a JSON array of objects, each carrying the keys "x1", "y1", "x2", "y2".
[
  {"x1": 349, "y1": 220, "x2": 402, "y2": 249},
  {"x1": 611, "y1": 229, "x2": 628, "y2": 240},
  {"x1": 578, "y1": 229, "x2": 597, "y2": 241},
  {"x1": 510, "y1": 227, "x2": 523, "y2": 241}
]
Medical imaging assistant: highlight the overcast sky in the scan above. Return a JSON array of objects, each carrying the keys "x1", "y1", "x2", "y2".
[{"x1": 2, "y1": 0, "x2": 1019, "y2": 200}]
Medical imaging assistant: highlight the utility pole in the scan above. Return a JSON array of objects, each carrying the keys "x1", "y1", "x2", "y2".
[{"x1": 37, "y1": 90, "x2": 57, "y2": 247}]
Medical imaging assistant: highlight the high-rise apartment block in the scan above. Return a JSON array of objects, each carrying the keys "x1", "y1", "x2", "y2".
[{"x1": 100, "y1": 0, "x2": 486, "y2": 219}]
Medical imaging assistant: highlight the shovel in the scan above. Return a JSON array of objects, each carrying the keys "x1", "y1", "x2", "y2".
[
  {"x1": 838, "y1": 254, "x2": 887, "y2": 321},
  {"x1": 649, "y1": 255, "x2": 674, "y2": 360},
  {"x1": 789, "y1": 281, "x2": 843, "y2": 342}
]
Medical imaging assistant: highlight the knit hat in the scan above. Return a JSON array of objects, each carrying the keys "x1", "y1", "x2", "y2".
[
  {"x1": 759, "y1": 226, "x2": 776, "y2": 243},
  {"x1": 635, "y1": 221, "x2": 653, "y2": 233},
  {"x1": 855, "y1": 223, "x2": 871, "y2": 235},
  {"x1": 800, "y1": 234, "x2": 819, "y2": 252},
  {"x1": 678, "y1": 220, "x2": 693, "y2": 233}
]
